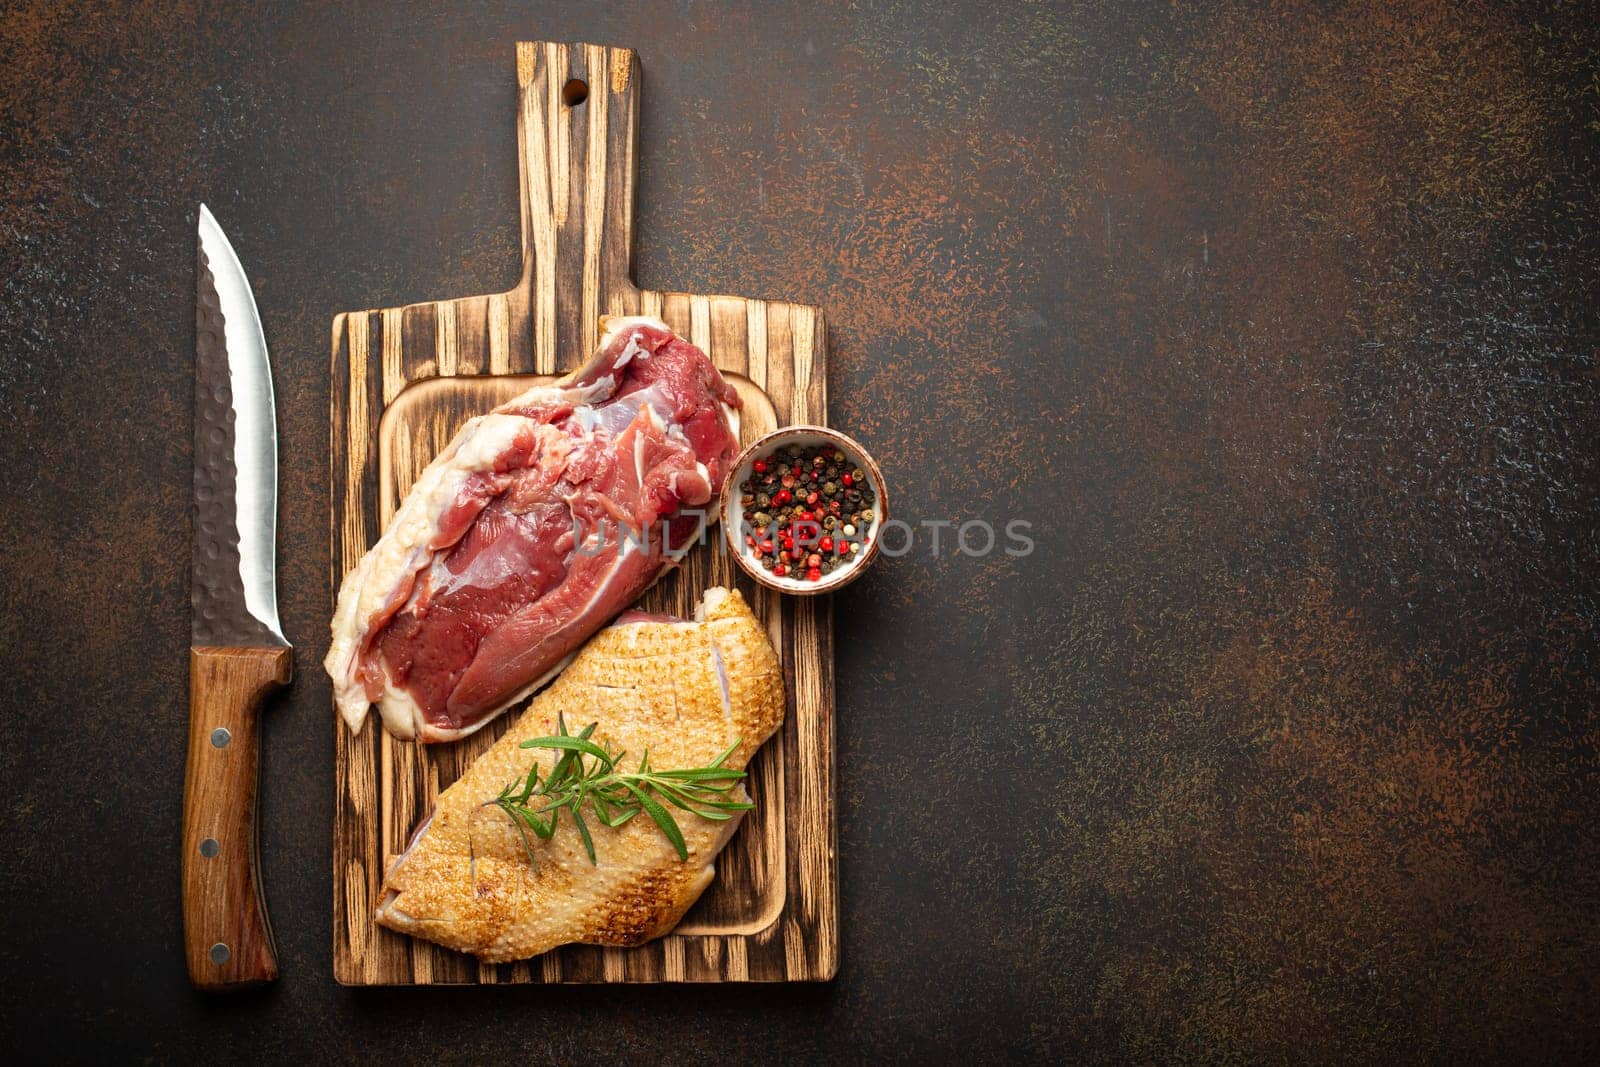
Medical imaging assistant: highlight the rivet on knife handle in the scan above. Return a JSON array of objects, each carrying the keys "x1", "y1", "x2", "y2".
[{"x1": 181, "y1": 646, "x2": 288, "y2": 990}]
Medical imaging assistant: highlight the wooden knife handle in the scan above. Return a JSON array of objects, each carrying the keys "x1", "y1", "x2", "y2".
[{"x1": 182, "y1": 645, "x2": 290, "y2": 990}]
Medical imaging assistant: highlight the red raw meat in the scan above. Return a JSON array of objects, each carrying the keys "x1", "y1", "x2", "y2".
[{"x1": 325, "y1": 317, "x2": 741, "y2": 742}]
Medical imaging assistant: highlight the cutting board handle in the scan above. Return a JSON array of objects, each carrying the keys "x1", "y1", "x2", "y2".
[{"x1": 513, "y1": 41, "x2": 642, "y2": 371}]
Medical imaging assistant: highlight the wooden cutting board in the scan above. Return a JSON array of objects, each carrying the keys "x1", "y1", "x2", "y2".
[{"x1": 329, "y1": 41, "x2": 836, "y2": 984}]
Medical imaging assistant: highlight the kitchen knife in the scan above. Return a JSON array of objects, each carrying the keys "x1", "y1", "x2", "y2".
[{"x1": 183, "y1": 204, "x2": 290, "y2": 990}]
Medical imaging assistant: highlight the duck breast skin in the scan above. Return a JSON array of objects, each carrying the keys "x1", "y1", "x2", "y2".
[{"x1": 374, "y1": 586, "x2": 786, "y2": 962}]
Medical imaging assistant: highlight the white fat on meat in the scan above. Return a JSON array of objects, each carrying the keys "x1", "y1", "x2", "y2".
[{"x1": 325, "y1": 412, "x2": 534, "y2": 734}]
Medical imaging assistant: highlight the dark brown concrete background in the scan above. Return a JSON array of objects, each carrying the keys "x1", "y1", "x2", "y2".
[{"x1": 2, "y1": 1, "x2": 1597, "y2": 1061}]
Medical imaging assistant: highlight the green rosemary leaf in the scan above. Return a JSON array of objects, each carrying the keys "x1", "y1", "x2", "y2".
[
  {"x1": 515, "y1": 806, "x2": 556, "y2": 839},
  {"x1": 545, "y1": 720, "x2": 599, "y2": 787},
  {"x1": 596, "y1": 804, "x2": 641, "y2": 829},
  {"x1": 624, "y1": 781, "x2": 688, "y2": 860},
  {"x1": 515, "y1": 762, "x2": 541, "y2": 803},
  {"x1": 570, "y1": 806, "x2": 596, "y2": 863},
  {"x1": 498, "y1": 800, "x2": 541, "y2": 872},
  {"x1": 653, "y1": 790, "x2": 738, "y2": 821},
  {"x1": 521, "y1": 734, "x2": 615, "y2": 764},
  {"x1": 660, "y1": 785, "x2": 739, "y2": 805},
  {"x1": 680, "y1": 793, "x2": 755, "y2": 812},
  {"x1": 649, "y1": 766, "x2": 747, "y2": 783}
]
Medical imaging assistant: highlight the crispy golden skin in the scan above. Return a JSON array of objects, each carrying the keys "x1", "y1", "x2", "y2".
[{"x1": 374, "y1": 587, "x2": 785, "y2": 962}]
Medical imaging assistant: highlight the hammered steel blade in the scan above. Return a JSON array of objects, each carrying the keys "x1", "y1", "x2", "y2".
[{"x1": 193, "y1": 204, "x2": 288, "y2": 649}]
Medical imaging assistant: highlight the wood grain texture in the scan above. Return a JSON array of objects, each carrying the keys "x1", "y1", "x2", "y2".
[
  {"x1": 182, "y1": 645, "x2": 290, "y2": 990},
  {"x1": 330, "y1": 41, "x2": 835, "y2": 984}
]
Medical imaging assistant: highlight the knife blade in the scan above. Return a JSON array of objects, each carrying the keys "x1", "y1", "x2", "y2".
[{"x1": 183, "y1": 204, "x2": 290, "y2": 991}]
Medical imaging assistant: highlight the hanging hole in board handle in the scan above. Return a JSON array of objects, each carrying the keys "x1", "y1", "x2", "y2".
[{"x1": 562, "y1": 78, "x2": 588, "y2": 107}]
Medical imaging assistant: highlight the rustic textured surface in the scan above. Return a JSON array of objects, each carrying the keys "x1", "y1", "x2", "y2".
[{"x1": 1, "y1": 0, "x2": 1597, "y2": 1059}]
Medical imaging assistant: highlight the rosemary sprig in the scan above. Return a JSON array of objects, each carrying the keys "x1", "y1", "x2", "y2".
[{"x1": 483, "y1": 714, "x2": 753, "y2": 868}]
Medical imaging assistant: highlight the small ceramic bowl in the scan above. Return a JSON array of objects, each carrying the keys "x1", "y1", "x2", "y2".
[{"x1": 721, "y1": 425, "x2": 888, "y2": 596}]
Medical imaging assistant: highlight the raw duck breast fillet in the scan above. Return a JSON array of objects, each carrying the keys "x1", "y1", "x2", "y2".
[
  {"x1": 375, "y1": 586, "x2": 785, "y2": 962},
  {"x1": 325, "y1": 316, "x2": 742, "y2": 742}
]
